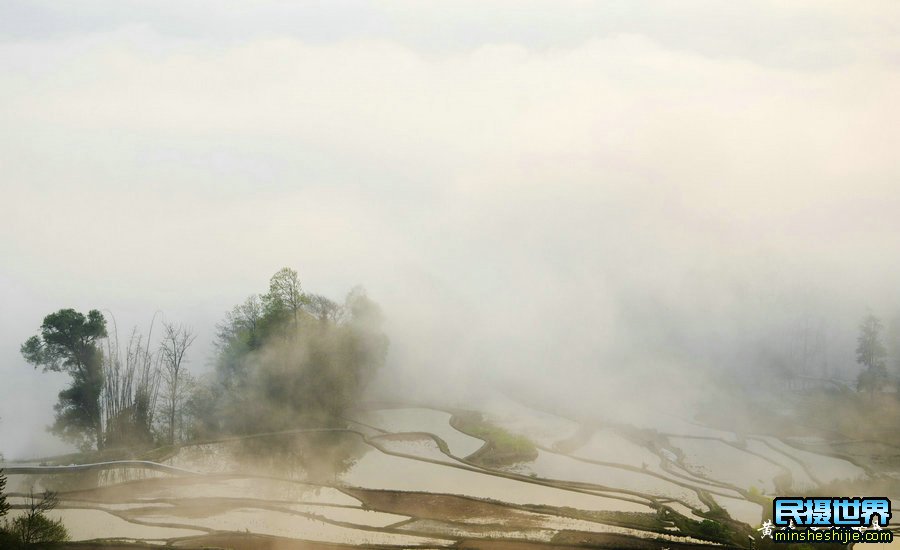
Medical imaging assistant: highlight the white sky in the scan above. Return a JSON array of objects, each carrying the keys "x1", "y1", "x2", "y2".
[{"x1": 1, "y1": 1, "x2": 899, "y2": 458}]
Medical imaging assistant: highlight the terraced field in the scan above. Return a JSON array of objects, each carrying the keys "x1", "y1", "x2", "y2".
[{"x1": 3, "y1": 397, "x2": 895, "y2": 550}]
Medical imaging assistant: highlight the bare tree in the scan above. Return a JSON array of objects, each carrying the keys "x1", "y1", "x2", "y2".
[
  {"x1": 159, "y1": 323, "x2": 197, "y2": 445},
  {"x1": 102, "y1": 314, "x2": 162, "y2": 448}
]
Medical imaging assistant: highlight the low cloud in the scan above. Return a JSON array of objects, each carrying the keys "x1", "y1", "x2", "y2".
[{"x1": 2, "y1": 4, "x2": 899, "y2": 456}]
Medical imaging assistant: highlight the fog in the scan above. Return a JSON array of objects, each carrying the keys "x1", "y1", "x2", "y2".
[{"x1": 2, "y1": 1, "x2": 900, "y2": 462}]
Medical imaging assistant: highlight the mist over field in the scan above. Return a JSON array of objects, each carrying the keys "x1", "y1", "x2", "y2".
[
  {"x1": 1, "y1": 6, "x2": 900, "y2": 549},
  {"x1": 2, "y1": 1, "x2": 900, "y2": 458}
]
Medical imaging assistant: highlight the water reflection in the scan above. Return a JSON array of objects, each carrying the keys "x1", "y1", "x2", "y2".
[{"x1": 233, "y1": 431, "x2": 367, "y2": 482}]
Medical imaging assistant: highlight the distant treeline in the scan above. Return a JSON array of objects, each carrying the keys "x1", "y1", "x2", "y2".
[{"x1": 19, "y1": 267, "x2": 388, "y2": 452}]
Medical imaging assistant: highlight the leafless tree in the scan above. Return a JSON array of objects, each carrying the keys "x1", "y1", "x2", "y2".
[
  {"x1": 159, "y1": 323, "x2": 197, "y2": 445},
  {"x1": 102, "y1": 313, "x2": 162, "y2": 447}
]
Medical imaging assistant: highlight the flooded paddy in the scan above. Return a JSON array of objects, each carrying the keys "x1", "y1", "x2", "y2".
[
  {"x1": 395, "y1": 518, "x2": 556, "y2": 541},
  {"x1": 286, "y1": 504, "x2": 409, "y2": 527},
  {"x1": 134, "y1": 507, "x2": 449, "y2": 546},
  {"x1": 668, "y1": 437, "x2": 784, "y2": 493},
  {"x1": 63, "y1": 475, "x2": 361, "y2": 507},
  {"x1": 5, "y1": 507, "x2": 206, "y2": 540},
  {"x1": 370, "y1": 433, "x2": 459, "y2": 464},
  {"x1": 568, "y1": 428, "x2": 664, "y2": 471},
  {"x1": 477, "y1": 396, "x2": 581, "y2": 449},
  {"x1": 340, "y1": 444, "x2": 653, "y2": 514},
  {"x1": 711, "y1": 495, "x2": 763, "y2": 526},
  {"x1": 515, "y1": 449, "x2": 706, "y2": 510},
  {"x1": 5, "y1": 402, "x2": 887, "y2": 549},
  {"x1": 165, "y1": 441, "x2": 248, "y2": 473},
  {"x1": 743, "y1": 437, "x2": 818, "y2": 490},
  {"x1": 651, "y1": 415, "x2": 738, "y2": 441},
  {"x1": 766, "y1": 437, "x2": 868, "y2": 483},
  {"x1": 3, "y1": 466, "x2": 174, "y2": 493},
  {"x1": 351, "y1": 408, "x2": 484, "y2": 457}
]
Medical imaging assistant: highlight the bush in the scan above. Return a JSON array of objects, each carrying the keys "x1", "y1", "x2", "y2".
[
  {"x1": 1, "y1": 491, "x2": 69, "y2": 549},
  {"x1": 0, "y1": 529, "x2": 19, "y2": 549},
  {"x1": 452, "y1": 412, "x2": 538, "y2": 465},
  {"x1": 697, "y1": 518, "x2": 731, "y2": 541},
  {"x1": 6, "y1": 513, "x2": 69, "y2": 548}
]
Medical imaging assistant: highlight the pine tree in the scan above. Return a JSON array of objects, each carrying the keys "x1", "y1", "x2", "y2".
[
  {"x1": 856, "y1": 314, "x2": 888, "y2": 395},
  {"x1": 0, "y1": 467, "x2": 9, "y2": 519}
]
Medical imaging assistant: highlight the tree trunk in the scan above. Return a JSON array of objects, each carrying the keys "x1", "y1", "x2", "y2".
[{"x1": 169, "y1": 379, "x2": 178, "y2": 445}]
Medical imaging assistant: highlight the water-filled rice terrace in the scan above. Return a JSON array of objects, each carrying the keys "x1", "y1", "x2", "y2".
[{"x1": 3, "y1": 395, "x2": 892, "y2": 550}]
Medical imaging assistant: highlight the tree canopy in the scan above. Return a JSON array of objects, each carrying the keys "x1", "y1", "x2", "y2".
[
  {"x1": 856, "y1": 314, "x2": 888, "y2": 394},
  {"x1": 21, "y1": 309, "x2": 107, "y2": 374},
  {"x1": 0, "y1": 464, "x2": 9, "y2": 521},
  {"x1": 188, "y1": 269, "x2": 388, "y2": 439},
  {"x1": 856, "y1": 314, "x2": 887, "y2": 370},
  {"x1": 17, "y1": 271, "x2": 386, "y2": 457},
  {"x1": 21, "y1": 309, "x2": 108, "y2": 450}
]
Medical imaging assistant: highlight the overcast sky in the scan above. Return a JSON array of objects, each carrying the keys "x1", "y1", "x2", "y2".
[{"x1": 2, "y1": 1, "x2": 899, "y2": 458}]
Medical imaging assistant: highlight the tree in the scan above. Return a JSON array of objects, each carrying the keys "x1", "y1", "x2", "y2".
[
  {"x1": 887, "y1": 315, "x2": 900, "y2": 391},
  {"x1": 216, "y1": 295, "x2": 263, "y2": 351},
  {"x1": 102, "y1": 321, "x2": 162, "y2": 449},
  {"x1": 0, "y1": 420, "x2": 9, "y2": 528},
  {"x1": 159, "y1": 323, "x2": 197, "y2": 445},
  {"x1": 5, "y1": 491, "x2": 68, "y2": 548},
  {"x1": 856, "y1": 314, "x2": 888, "y2": 395},
  {"x1": 196, "y1": 270, "x2": 388, "y2": 438},
  {"x1": 307, "y1": 294, "x2": 342, "y2": 324},
  {"x1": 21, "y1": 309, "x2": 107, "y2": 450},
  {"x1": 0, "y1": 468, "x2": 8, "y2": 520},
  {"x1": 215, "y1": 295, "x2": 264, "y2": 391},
  {"x1": 857, "y1": 314, "x2": 887, "y2": 370},
  {"x1": 264, "y1": 267, "x2": 306, "y2": 326}
]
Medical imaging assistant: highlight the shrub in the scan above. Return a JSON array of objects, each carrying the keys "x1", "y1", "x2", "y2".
[{"x1": 2, "y1": 491, "x2": 69, "y2": 549}]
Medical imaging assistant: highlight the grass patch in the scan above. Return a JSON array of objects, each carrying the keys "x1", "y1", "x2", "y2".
[{"x1": 451, "y1": 412, "x2": 537, "y2": 466}]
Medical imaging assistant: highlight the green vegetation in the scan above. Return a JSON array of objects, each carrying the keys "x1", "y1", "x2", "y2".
[
  {"x1": 0, "y1": 466, "x2": 8, "y2": 519},
  {"x1": 19, "y1": 268, "x2": 388, "y2": 465},
  {"x1": 535, "y1": 502, "x2": 746, "y2": 546},
  {"x1": 0, "y1": 464, "x2": 11, "y2": 550},
  {"x1": 19, "y1": 309, "x2": 183, "y2": 452},
  {"x1": 856, "y1": 314, "x2": 889, "y2": 394},
  {"x1": 451, "y1": 412, "x2": 537, "y2": 466},
  {"x1": 4, "y1": 439, "x2": 65, "y2": 550},
  {"x1": 696, "y1": 518, "x2": 732, "y2": 540},
  {"x1": 669, "y1": 512, "x2": 741, "y2": 546},
  {"x1": 159, "y1": 323, "x2": 197, "y2": 446},
  {"x1": 21, "y1": 309, "x2": 108, "y2": 451},
  {"x1": 569, "y1": 508, "x2": 668, "y2": 532},
  {"x1": 0, "y1": 491, "x2": 69, "y2": 549},
  {"x1": 187, "y1": 268, "x2": 388, "y2": 439}
]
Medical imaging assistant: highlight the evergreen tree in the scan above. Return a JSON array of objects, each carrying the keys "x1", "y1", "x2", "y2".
[
  {"x1": 21, "y1": 309, "x2": 108, "y2": 450},
  {"x1": 0, "y1": 467, "x2": 9, "y2": 519},
  {"x1": 856, "y1": 314, "x2": 888, "y2": 395}
]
